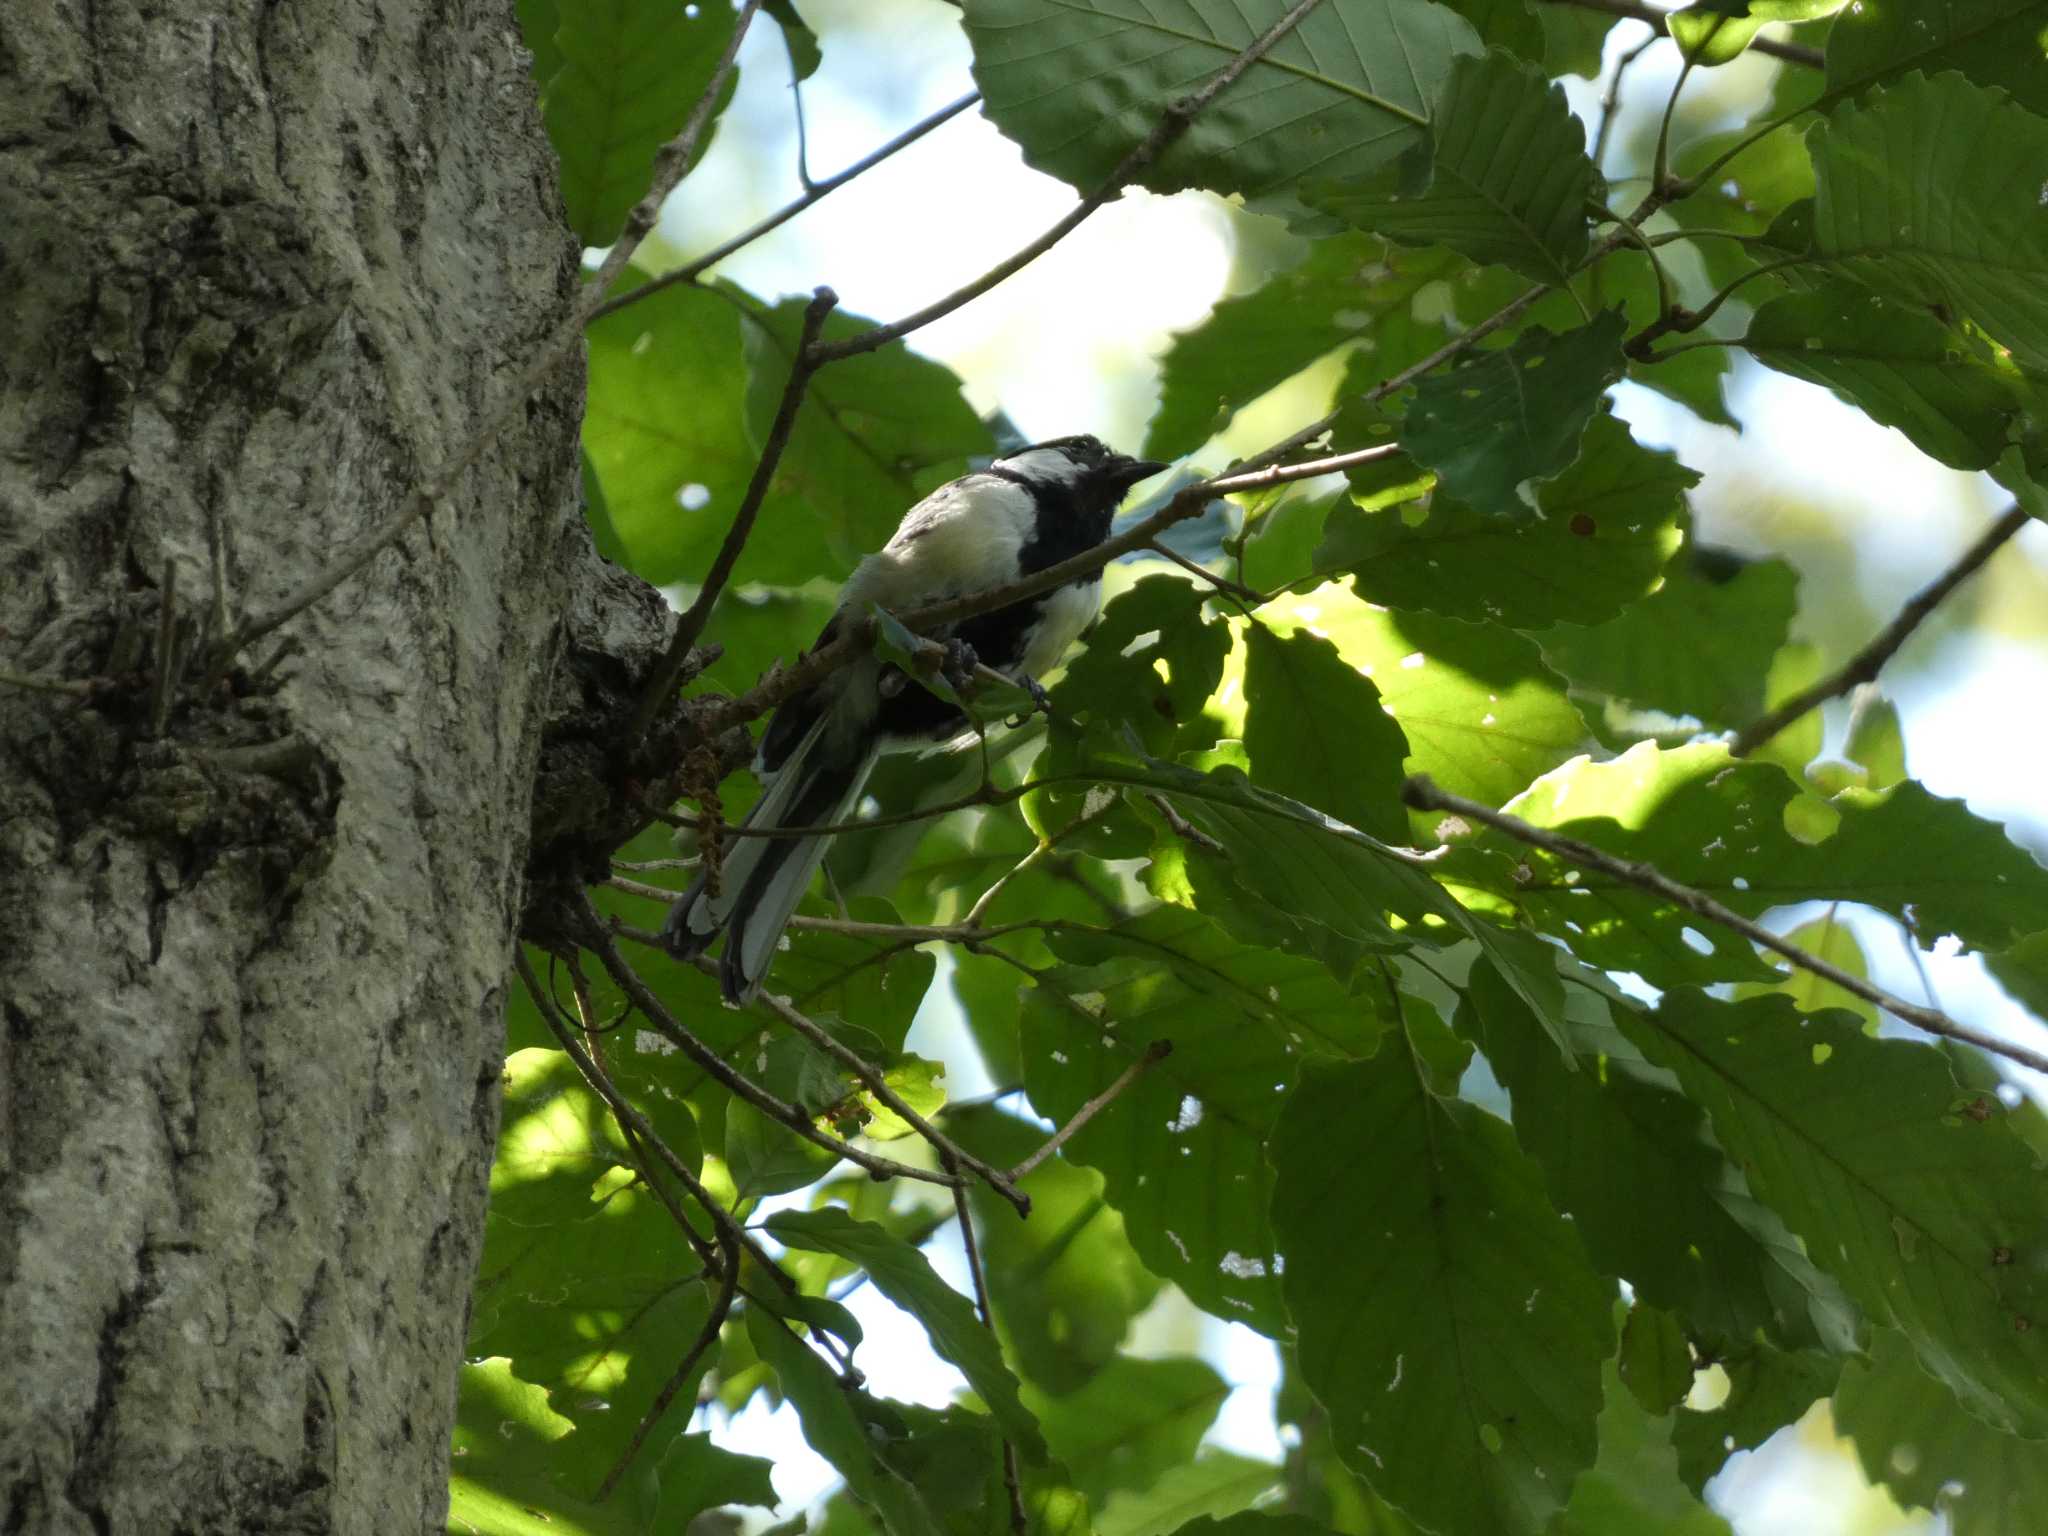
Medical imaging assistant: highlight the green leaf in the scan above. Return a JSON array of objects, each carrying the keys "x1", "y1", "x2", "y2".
[
  {"x1": 653, "y1": 1435, "x2": 780, "y2": 1529},
  {"x1": 1273, "y1": 1028, "x2": 1615, "y2": 1535},
  {"x1": 1826, "y1": 0, "x2": 2048, "y2": 115},
  {"x1": 1054, "y1": 574, "x2": 1233, "y2": 758},
  {"x1": 1306, "y1": 50, "x2": 1594, "y2": 284},
  {"x1": 1539, "y1": 0, "x2": 1617, "y2": 75},
  {"x1": 1642, "y1": 990, "x2": 2048, "y2": 1435},
  {"x1": 517, "y1": 0, "x2": 564, "y2": 88},
  {"x1": 1024, "y1": 1355, "x2": 1229, "y2": 1504},
  {"x1": 1669, "y1": 1341, "x2": 1842, "y2": 1491},
  {"x1": 583, "y1": 277, "x2": 754, "y2": 587},
  {"x1": 726, "y1": 1098, "x2": 837, "y2": 1202},
  {"x1": 1846, "y1": 695, "x2": 1909, "y2": 789},
  {"x1": 1988, "y1": 929, "x2": 2048, "y2": 1024},
  {"x1": 1732, "y1": 908, "x2": 1880, "y2": 1033},
  {"x1": 963, "y1": 0, "x2": 1480, "y2": 216},
  {"x1": 945, "y1": 1106, "x2": 1164, "y2": 1395},
  {"x1": 1094, "y1": 1453, "x2": 1282, "y2": 1536},
  {"x1": 767, "y1": 1205, "x2": 1047, "y2": 1460},
  {"x1": 451, "y1": 1359, "x2": 624, "y2": 1536},
  {"x1": 741, "y1": 295, "x2": 995, "y2": 584},
  {"x1": 544, "y1": 0, "x2": 739, "y2": 246},
  {"x1": 1144, "y1": 237, "x2": 1450, "y2": 461},
  {"x1": 1668, "y1": 3, "x2": 1764, "y2": 66},
  {"x1": 1324, "y1": 414, "x2": 1692, "y2": 627},
  {"x1": 1808, "y1": 73, "x2": 2048, "y2": 370},
  {"x1": 1168, "y1": 1517, "x2": 1351, "y2": 1536},
  {"x1": 764, "y1": 0, "x2": 822, "y2": 81},
  {"x1": 1434, "y1": 0, "x2": 1546, "y2": 60},
  {"x1": 1836, "y1": 1328, "x2": 2048, "y2": 1535},
  {"x1": 1745, "y1": 284, "x2": 2046, "y2": 470},
  {"x1": 1241, "y1": 622, "x2": 1411, "y2": 843},
  {"x1": 1462, "y1": 961, "x2": 1788, "y2": 1348},
  {"x1": 1537, "y1": 554, "x2": 1797, "y2": 736},
  {"x1": 1556, "y1": 1358, "x2": 1734, "y2": 1536},
  {"x1": 748, "y1": 1310, "x2": 948, "y2": 1536},
  {"x1": 1620, "y1": 1303, "x2": 1697, "y2": 1417},
  {"x1": 1402, "y1": 309, "x2": 1629, "y2": 519}
]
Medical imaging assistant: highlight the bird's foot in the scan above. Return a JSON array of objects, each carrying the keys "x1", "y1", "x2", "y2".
[{"x1": 940, "y1": 637, "x2": 980, "y2": 697}]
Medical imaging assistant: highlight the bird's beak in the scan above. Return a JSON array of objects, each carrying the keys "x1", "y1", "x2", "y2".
[{"x1": 1113, "y1": 458, "x2": 1169, "y2": 491}]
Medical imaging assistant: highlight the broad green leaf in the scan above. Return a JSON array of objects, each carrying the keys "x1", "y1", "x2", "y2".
[
  {"x1": 748, "y1": 1310, "x2": 948, "y2": 1536},
  {"x1": 741, "y1": 295, "x2": 995, "y2": 583},
  {"x1": 1836, "y1": 1328, "x2": 2048, "y2": 1535},
  {"x1": 1668, "y1": 3, "x2": 1764, "y2": 65},
  {"x1": 1540, "y1": 0, "x2": 1617, "y2": 74},
  {"x1": 772, "y1": 896, "x2": 938, "y2": 1058},
  {"x1": 1024, "y1": 905, "x2": 1387, "y2": 1333},
  {"x1": 1619, "y1": 1303, "x2": 1697, "y2": 1417},
  {"x1": 1669, "y1": 1341, "x2": 1843, "y2": 1492},
  {"x1": 1846, "y1": 695, "x2": 1909, "y2": 789},
  {"x1": 1273, "y1": 1030, "x2": 1614, "y2": 1535},
  {"x1": 1826, "y1": 0, "x2": 2048, "y2": 115},
  {"x1": 1095, "y1": 1452, "x2": 1282, "y2": 1536},
  {"x1": 726, "y1": 1098, "x2": 837, "y2": 1202},
  {"x1": 517, "y1": 0, "x2": 564, "y2": 88},
  {"x1": 945, "y1": 1106, "x2": 1164, "y2": 1394},
  {"x1": 1987, "y1": 929, "x2": 2048, "y2": 1024},
  {"x1": 1557, "y1": 1359, "x2": 1734, "y2": 1536},
  {"x1": 1324, "y1": 414, "x2": 1693, "y2": 627},
  {"x1": 1454, "y1": 742, "x2": 2048, "y2": 984},
  {"x1": 767, "y1": 1205, "x2": 1046, "y2": 1460},
  {"x1": 1239, "y1": 488, "x2": 1340, "y2": 594},
  {"x1": 1732, "y1": 908, "x2": 1880, "y2": 1033},
  {"x1": 1402, "y1": 309, "x2": 1629, "y2": 519},
  {"x1": 546, "y1": 0, "x2": 738, "y2": 246},
  {"x1": 1241, "y1": 622, "x2": 1411, "y2": 843},
  {"x1": 963, "y1": 0, "x2": 1480, "y2": 214},
  {"x1": 1463, "y1": 962, "x2": 1787, "y2": 1348},
  {"x1": 652, "y1": 1435, "x2": 780, "y2": 1529},
  {"x1": 1144, "y1": 237, "x2": 1451, "y2": 461},
  {"x1": 1745, "y1": 284, "x2": 2045, "y2": 469},
  {"x1": 1643, "y1": 990, "x2": 2048, "y2": 1435},
  {"x1": 1537, "y1": 555, "x2": 1797, "y2": 737},
  {"x1": 1808, "y1": 73, "x2": 2048, "y2": 370},
  {"x1": 1054, "y1": 574, "x2": 1232, "y2": 758},
  {"x1": 450, "y1": 1359, "x2": 624, "y2": 1536},
  {"x1": 1024, "y1": 1355, "x2": 1229, "y2": 1504},
  {"x1": 1307, "y1": 50, "x2": 1594, "y2": 283},
  {"x1": 1435, "y1": 0, "x2": 1546, "y2": 59},
  {"x1": 583, "y1": 277, "x2": 753, "y2": 587},
  {"x1": 1245, "y1": 589, "x2": 1589, "y2": 813}
]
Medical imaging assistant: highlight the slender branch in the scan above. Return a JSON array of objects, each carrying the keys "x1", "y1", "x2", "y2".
[
  {"x1": 1009, "y1": 1041, "x2": 1174, "y2": 1181},
  {"x1": 577, "y1": 898, "x2": 975, "y2": 1192},
  {"x1": 1400, "y1": 776, "x2": 2048, "y2": 1076},
  {"x1": 587, "y1": 93, "x2": 981, "y2": 326},
  {"x1": 948, "y1": 1179, "x2": 1028, "y2": 1535},
  {"x1": 806, "y1": 0, "x2": 1330, "y2": 365},
  {"x1": 1731, "y1": 503, "x2": 2032, "y2": 757},
  {"x1": 742, "y1": 981, "x2": 1031, "y2": 1215},
  {"x1": 595, "y1": 1252, "x2": 739, "y2": 1503},
  {"x1": 1145, "y1": 539, "x2": 1262, "y2": 606},
  {"x1": 1538, "y1": 0, "x2": 1823, "y2": 67},
  {"x1": 214, "y1": 0, "x2": 766, "y2": 666},
  {"x1": 632, "y1": 286, "x2": 840, "y2": 736}
]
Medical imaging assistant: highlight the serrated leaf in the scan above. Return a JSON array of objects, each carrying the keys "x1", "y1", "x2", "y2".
[
  {"x1": 726, "y1": 1098, "x2": 837, "y2": 1202},
  {"x1": 1054, "y1": 574, "x2": 1232, "y2": 758},
  {"x1": 1836, "y1": 1328, "x2": 2048, "y2": 1535},
  {"x1": 1325, "y1": 414, "x2": 1693, "y2": 626},
  {"x1": 1669, "y1": 1340, "x2": 1842, "y2": 1491},
  {"x1": 1732, "y1": 908, "x2": 1879, "y2": 1033},
  {"x1": 1307, "y1": 50, "x2": 1594, "y2": 283},
  {"x1": 1272, "y1": 1026, "x2": 1615, "y2": 1535},
  {"x1": 1808, "y1": 73, "x2": 2048, "y2": 370},
  {"x1": 963, "y1": 0, "x2": 1480, "y2": 218},
  {"x1": 767, "y1": 1205, "x2": 1046, "y2": 1460},
  {"x1": 1403, "y1": 309, "x2": 1629, "y2": 519},
  {"x1": 545, "y1": 0, "x2": 738, "y2": 246},
  {"x1": 1095, "y1": 1452, "x2": 1282, "y2": 1536},
  {"x1": 1024, "y1": 1355, "x2": 1229, "y2": 1504},
  {"x1": 1557, "y1": 1358, "x2": 1735, "y2": 1536},
  {"x1": 1435, "y1": 0, "x2": 1546, "y2": 59},
  {"x1": 1537, "y1": 554, "x2": 1797, "y2": 736},
  {"x1": 1241, "y1": 622, "x2": 1411, "y2": 843},
  {"x1": 1745, "y1": 284, "x2": 2046, "y2": 469},
  {"x1": 741, "y1": 295, "x2": 994, "y2": 583},
  {"x1": 1826, "y1": 0, "x2": 2048, "y2": 115},
  {"x1": 451, "y1": 1359, "x2": 624, "y2": 1536},
  {"x1": 1642, "y1": 990, "x2": 2048, "y2": 1435}
]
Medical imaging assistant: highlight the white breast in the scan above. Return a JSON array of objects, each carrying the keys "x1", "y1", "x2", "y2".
[{"x1": 1021, "y1": 579, "x2": 1103, "y2": 679}]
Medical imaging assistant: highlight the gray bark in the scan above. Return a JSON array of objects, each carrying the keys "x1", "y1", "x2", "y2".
[{"x1": 0, "y1": 2, "x2": 591, "y2": 1530}]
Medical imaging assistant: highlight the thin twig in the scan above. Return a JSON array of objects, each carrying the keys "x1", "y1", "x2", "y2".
[
  {"x1": 807, "y1": 0, "x2": 1330, "y2": 365},
  {"x1": 1538, "y1": 0, "x2": 1824, "y2": 66},
  {"x1": 577, "y1": 899, "x2": 975, "y2": 1192},
  {"x1": 1010, "y1": 1040, "x2": 1174, "y2": 1181},
  {"x1": 596, "y1": 1250, "x2": 738, "y2": 1502},
  {"x1": 632, "y1": 286, "x2": 840, "y2": 737},
  {"x1": 1731, "y1": 503, "x2": 2031, "y2": 757},
  {"x1": 948, "y1": 1180, "x2": 1027, "y2": 1535},
  {"x1": 1399, "y1": 775, "x2": 2048, "y2": 1076},
  {"x1": 215, "y1": 0, "x2": 767, "y2": 667},
  {"x1": 743, "y1": 982, "x2": 1032, "y2": 1215},
  {"x1": 588, "y1": 94, "x2": 979, "y2": 325}
]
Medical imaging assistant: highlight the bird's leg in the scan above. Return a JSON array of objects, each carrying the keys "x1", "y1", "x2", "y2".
[{"x1": 939, "y1": 636, "x2": 980, "y2": 698}]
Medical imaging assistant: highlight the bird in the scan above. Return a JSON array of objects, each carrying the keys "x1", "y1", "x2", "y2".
[{"x1": 664, "y1": 433, "x2": 1167, "y2": 1004}]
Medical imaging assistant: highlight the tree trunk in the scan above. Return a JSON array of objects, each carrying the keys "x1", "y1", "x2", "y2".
[{"x1": 1, "y1": 2, "x2": 587, "y2": 1529}]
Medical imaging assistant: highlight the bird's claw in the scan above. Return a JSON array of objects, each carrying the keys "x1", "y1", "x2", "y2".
[{"x1": 940, "y1": 637, "x2": 980, "y2": 697}]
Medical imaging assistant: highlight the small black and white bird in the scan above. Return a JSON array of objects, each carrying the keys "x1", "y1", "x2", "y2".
[{"x1": 664, "y1": 434, "x2": 1166, "y2": 1003}]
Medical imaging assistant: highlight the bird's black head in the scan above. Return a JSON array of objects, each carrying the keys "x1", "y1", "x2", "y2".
[{"x1": 992, "y1": 434, "x2": 1167, "y2": 514}]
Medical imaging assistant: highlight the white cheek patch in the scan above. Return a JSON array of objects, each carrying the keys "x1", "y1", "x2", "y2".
[{"x1": 996, "y1": 446, "x2": 1090, "y2": 486}]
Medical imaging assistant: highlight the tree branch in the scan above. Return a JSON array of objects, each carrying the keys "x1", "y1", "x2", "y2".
[
  {"x1": 631, "y1": 285, "x2": 839, "y2": 736},
  {"x1": 215, "y1": 0, "x2": 767, "y2": 667},
  {"x1": 1009, "y1": 1040, "x2": 1173, "y2": 1182},
  {"x1": 1399, "y1": 775, "x2": 2048, "y2": 1075},
  {"x1": 805, "y1": 0, "x2": 1328, "y2": 365},
  {"x1": 587, "y1": 93, "x2": 981, "y2": 326},
  {"x1": 1731, "y1": 503, "x2": 2032, "y2": 758}
]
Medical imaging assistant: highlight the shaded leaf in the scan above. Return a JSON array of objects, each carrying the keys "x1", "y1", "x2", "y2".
[
  {"x1": 1669, "y1": 1341, "x2": 1843, "y2": 1492},
  {"x1": 1826, "y1": 0, "x2": 2048, "y2": 115},
  {"x1": 1095, "y1": 1452, "x2": 1283, "y2": 1536},
  {"x1": 1557, "y1": 1358, "x2": 1734, "y2": 1536},
  {"x1": 1024, "y1": 1355, "x2": 1229, "y2": 1504},
  {"x1": 1241, "y1": 622, "x2": 1411, "y2": 843}
]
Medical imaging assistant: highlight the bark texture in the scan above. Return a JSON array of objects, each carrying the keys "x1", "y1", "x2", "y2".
[{"x1": 0, "y1": 2, "x2": 585, "y2": 1530}]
